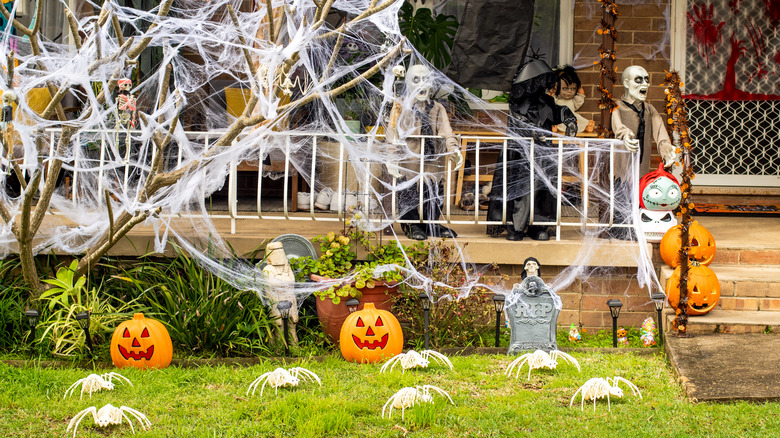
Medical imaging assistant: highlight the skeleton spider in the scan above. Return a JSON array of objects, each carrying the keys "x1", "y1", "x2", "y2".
[
  {"x1": 379, "y1": 350, "x2": 453, "y2": 373},
  {"x1": 246, "y1": 366, "x2": 321, "y2": 396},
  {"x1": 505, "y1": 349, "x2": 580, "y2": 380},
  {"x1": 569, "y1": 376, "x2": 642, "y2": 412},
  {"x1": 66, "y1": 403, "x2": 150, "y2": 437},
  {"x1": 63, "y1": 372, "x2": 132, "y2": 399},
  {"x1": 382, "y1": 385, "x2": 454, "y2": 420}
]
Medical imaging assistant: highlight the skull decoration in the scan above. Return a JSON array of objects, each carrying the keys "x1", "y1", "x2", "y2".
[
  {"x1": 638, "y1": 209, "x2": 676, "y2": 243},
  {"x1": 623, "y1": 65, "x2": 650, "y2": 102},
  {"x1": 345, "y1": 42, "x2": 359, "y2": 53},
  {"x1": 639, "y1": 163, "x2": 681, "y2": 210},
  {"x1": 406, "y1": 64, "x2": 432, "y2": 103}
]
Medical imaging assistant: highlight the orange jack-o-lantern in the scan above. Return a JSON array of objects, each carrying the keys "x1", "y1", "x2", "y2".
[
  {"x1": 339, "y1": 303, "x2": 403, "y2": 363},
  {"x1": 110, "y1": 313, "x2": 173, "y2": 369},
  {"x1": 666, "y1": 261, "x2": 721, "y2": 316},
  {"x1": 659, "y1": 221, "x2": 716, "y2": 267}
]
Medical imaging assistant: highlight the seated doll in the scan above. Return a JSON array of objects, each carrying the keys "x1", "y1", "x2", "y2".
[{"x1": 553, "y1": 66, "x2": 595, "y2": 134}]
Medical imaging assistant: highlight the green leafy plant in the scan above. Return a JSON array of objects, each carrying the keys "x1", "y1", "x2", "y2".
[
  {"x1": 0, "y1": 257, "x2": 29, "y2": 352},
  {"x1": 38, "y1": 261, "x2": 134, "y2": 358},
  {"x1": 290, "y1": 218, "x2": 407, "y2": 304},
  {"x1": 399, "y1": 1, "x2": 459, "y2": 69}
]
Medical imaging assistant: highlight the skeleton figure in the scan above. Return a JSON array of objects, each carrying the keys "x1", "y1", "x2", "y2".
[
  {"x1": 382, "y1": 385, "x2": 454, "y2": 420},
  {"x1": 379, "y1": 349, "x2": 454, "y2": 373},
  {"x1": 612, "y1": 65, "x2": 676, "y2": 176},
  {"x1": 63, "y1": 372, "x2": 133, "y2": 399},
  {"x1": 385, "y1": 64, "x2": 463, "y2": 241},
  {"x1": 67, "y1": 404, "x2": 151, "y2": 437},
  {"x1": 246, "y1": 366, "x2": 321, "y2": 396},
  {"x1": 1, "y1": 90, "x2": 17, "y2": 164},
  {"x1": 262, "y1": 242, "x2": 298, "y2": 347},
  {"x1": 116, "y1": 78, "x2": 137, "y2": 129},
  {"x1": 569, "y1": 376, "x2": 642, "y2": 412},
  {"x1": 505, "y1": 349, "x2": 580, "y2": 380}
]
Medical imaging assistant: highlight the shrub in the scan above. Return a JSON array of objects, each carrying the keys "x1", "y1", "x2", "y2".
[{"x1": 0, "y1": 257, "x2": 28, "y2": 352}]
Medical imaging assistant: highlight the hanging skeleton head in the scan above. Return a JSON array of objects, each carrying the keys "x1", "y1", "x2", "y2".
[
  {"x1": 118, "y1": 78, "x2": 132, "y2": 92},
  {"x1": 638, "y1": 209, "x2": 676, "y2": 243},
  {"x1": 346, "y1": 42, "x2": 359, "y2": 53},
  {"x1": 622, "y1": 65, "x2": 649, "y2": 102},
  {"x1": 406, "y1": 64, "x2": 432, "y2": 103}
]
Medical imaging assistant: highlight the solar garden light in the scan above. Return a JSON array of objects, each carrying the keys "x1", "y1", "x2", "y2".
[
  {"x1": 346, "y1": 298, "x2": 360, "y2": 314},
  {"x1": 651, "y1": 292, "x2": 666, "y2": 345},
  {"x1": 492, "y1": 294, "x2": 506, "y2": 348},
  {"x1": 606, "y1": 299, "x2": 623, "y2": 348},
  {"x1": 75, "y1": 311, "x2": 93, "y2": 357},
  {"x1": 277, "y1": 300, "x2": 293, "y2": 356},
  {"x1": 419, "y1": 292, "x2": 431, "y2": 350},
  {"x1": 25, "y1": 309, "x2": 39, "y2": 357}
]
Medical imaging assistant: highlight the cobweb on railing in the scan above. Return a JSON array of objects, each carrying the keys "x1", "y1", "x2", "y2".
[{"x1": 0, "y1": 0, "x2": 662, "y2": 312}]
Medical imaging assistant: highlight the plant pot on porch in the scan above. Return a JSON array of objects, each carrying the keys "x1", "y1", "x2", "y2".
[{"x1": 311, "y1": 274, "x2": 398, "y2": 344}]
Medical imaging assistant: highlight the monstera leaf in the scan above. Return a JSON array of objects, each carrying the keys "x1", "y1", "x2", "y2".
[{"x1": 399, "y1": 2, "x2": 458, "y2": 69}]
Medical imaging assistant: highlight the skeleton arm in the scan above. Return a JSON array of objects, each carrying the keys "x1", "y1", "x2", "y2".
[
  {"x1": 431, "y1": 102, "x2": 462, "y2": 170},
  {"x1": 648, "y1": 105, "x2": 676, "y2": 166}
]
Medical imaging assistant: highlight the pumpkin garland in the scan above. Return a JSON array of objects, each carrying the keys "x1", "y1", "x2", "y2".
[{"x1": 596, "y1": 0, "x2": 619, "y2": 138}]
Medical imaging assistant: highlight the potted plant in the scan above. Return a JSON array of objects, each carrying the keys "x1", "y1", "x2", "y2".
[{"x1": 290, "y1": 217, "x2": 407, "y2": 343}]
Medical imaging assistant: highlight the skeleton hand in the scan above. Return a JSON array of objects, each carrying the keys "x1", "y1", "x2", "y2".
[
  {"x1": 621, "y1": 133, "x2": 640, "y2": 152},
  {"x1": 661, "y1": 148, "x2": 677, "y2": 167},
  {"x1": 386, "y1": 161, "x2": 402, "y2": 178},
  {"x1": 449, "y1": 149, "x2": 463, "y2": 171}
]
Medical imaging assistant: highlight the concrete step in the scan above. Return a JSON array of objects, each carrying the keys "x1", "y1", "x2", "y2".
[
  {"x1": 663, "y1": 308, "x2": 780, "y2": 335},
  {"x1": 660, "y1": 265, "x2": 780, "y2": 303},
  {"x1": 712, "y1": 247, "x2": 780, "y2": 265}
]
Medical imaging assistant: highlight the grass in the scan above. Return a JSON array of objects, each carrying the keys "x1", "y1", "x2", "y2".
[{"x1": 1, "y1": 352, "x2": 778, "y2": 437}]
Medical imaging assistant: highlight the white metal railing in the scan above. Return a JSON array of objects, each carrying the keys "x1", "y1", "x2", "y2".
[{"x1": 40, "y1": 129, "x2": 627, "y2": 240}]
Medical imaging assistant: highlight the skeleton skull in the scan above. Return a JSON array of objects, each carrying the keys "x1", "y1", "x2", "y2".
[
  {"x1": 406, "y1": 64, "x2": 432, "y2": 103},
  {"x1": 346, "y1": 42, "x2": 359, "y2": 53},
  {"x1": 638, "y1": 209, "x2": 676, "y2": 243},
  {"x1": 524, "y1": 260, "x2": 539, "y2": 278},
  {"x1": 623, "y1": 65, "x2": 649, "y2": 102},
  {"x1": 392, "y1": 64, "x2": 406, "y2": 78}
]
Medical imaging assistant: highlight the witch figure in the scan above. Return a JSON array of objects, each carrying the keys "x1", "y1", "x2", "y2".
[{"x1": 485, "y1": 59, "x2": 577, "y2": 241}]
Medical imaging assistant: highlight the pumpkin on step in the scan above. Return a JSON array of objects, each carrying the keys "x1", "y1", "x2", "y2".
[
  {"x1": 110, "y1": 313, "x2": 173, "y2": 369},
  {"x1": 665, "y1": 261, "x2": 721, "y2": 316},
  {"x1": 659, "y1": 221, "x2": 716, "y2": 267},
  {"x1": 339, "y1": 303, "x2": 403, "y2": 363}
]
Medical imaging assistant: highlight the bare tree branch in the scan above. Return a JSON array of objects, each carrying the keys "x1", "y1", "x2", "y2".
[
  {"x1": 127, "y1": 0, "x2": 175, "y2": 59},
  {"x1": 316, "y1": 0, "x2": 397, "y2": 38},
  {"x1": 5, "y1": 51, "x2": 13, "y2": 89},
  {"x1": 65, "y1": 8, "x2": 82, "y2": 50}
]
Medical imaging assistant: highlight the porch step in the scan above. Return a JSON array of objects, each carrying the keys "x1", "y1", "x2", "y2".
[
  {"x1": 663, "y1": 308, "x2": 780, "y2": 335},
  {"x1": 712, "y1": 248, "x2": 780, "y2": 265},
  {"x1": 660, "y1": 265, "x2": 780, "y2": 302}
]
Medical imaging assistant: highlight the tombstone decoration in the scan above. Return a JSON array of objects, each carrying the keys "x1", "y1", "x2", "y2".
[{"x1": 506, "y1": 257, "x2": 562, "y2": 354}]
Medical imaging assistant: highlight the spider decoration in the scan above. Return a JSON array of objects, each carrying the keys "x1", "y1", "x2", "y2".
[
  {"x1": 569, "y1": 376, "x2": 642, "y2": 412},
  {"x1": 63, "y1": 372, "x2": 133, "y2": 399},
  {"x1": 66, "y1": 403, "x2": 150, "y2": 437},
  {"x1": 505, "y1": 349, "x2": 580, "y2": 380},
  {"x1": 379, "y1": 350, "x2": 453, "y2": 374},
  {"x1": 382, "y1": 385, "x2": 454, "y2": 420},
  {"x1": 246, "y1": 366, "x2": 321, "y2": 396}
]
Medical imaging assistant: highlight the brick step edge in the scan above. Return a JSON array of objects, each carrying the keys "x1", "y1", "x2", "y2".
[
  {"x1": 718, "y1": 296, "x2": 780, "y2": 311},
  {"x1": 663, "y1": 311, "x2": 780, "y2": 335}
]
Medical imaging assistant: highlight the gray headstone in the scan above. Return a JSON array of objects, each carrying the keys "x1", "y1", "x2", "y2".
[{"x1": 506, "y1": 276, "x2": 561, "y2": 354}]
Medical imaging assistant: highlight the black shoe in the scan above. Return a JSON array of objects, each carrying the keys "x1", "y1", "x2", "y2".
[
  {"x1": 434, "y1": 225, "x2": 458, "y2": 239},
  {"x1": 487, "y1": 225, "x2": 506, "y2": 238},
  {"x1": 405, "y1": 224, "x2": 427, "y2": 241},
  {"x1": 506, "y1": 230, "x2": 524, "y2": 241},
  {"x1": 528, "y1": 226, "x2": 550, "y2": 241}
]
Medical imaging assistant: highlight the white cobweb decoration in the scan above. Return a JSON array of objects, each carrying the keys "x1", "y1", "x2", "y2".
[{"x1": 0, "y1": 0, "x2": 663, "y2": 310}]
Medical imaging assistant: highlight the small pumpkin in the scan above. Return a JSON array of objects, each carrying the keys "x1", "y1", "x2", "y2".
[
  {"x1": 110, "y1": 313, "x2": 173, "y2": 369},
  {"x1": 666, "y1": 261, "x2": 721, "y2": 316},
  {"x1": 659, "y1": 221, "x2": 716, "y2": 267},
  {"x1": 339, "y1": 303, "x2": 403, "y2": 363}
]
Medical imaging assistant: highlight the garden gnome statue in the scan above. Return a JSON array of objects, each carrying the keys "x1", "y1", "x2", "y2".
[
  {"x1": 262, "y1": 242, "x2": 298, "y2": 347},
  {"x1": 385, "y1": 63, "x2": 463, "y2": 241},
  {"x1": 116, "y1": 78, "x2": 137, "y2": 129},
  {"x1": 1, "y1": 90, "x2": 17, "y2": 161},
  {"x1": 506, "y1": 257, "x2": 561, "y2": 353},
  {"x1": 612, "y1": 65, "x2": 676, "y2": 176}
]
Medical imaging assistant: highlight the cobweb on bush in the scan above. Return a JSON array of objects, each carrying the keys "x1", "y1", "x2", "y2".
[{"x1": 0, "y1": 0, "x2": 663, "y2": 313}]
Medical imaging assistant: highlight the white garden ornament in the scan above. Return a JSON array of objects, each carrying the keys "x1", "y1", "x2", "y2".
[
  {"x1": 569, "y1": 376, "x2": 642, "y2": 412},
  {"x1": 382, "y1": 385, "x2": 454, "y2": 420},
  {"x1": 379, "y1": 349, "x2": 453, "y2": 373},
  {"x1": 63, "y1": 372, "x2": 132, "y2": 399},
  {"x1": 66, "y1": 403, "x2": 151, "y2": 437},
  {"x1": 505, "y1": 349, "x2": 580, "y2": 380},
  {"x1": 246, "y1": 367, "x2": 321, "y2": 396}
]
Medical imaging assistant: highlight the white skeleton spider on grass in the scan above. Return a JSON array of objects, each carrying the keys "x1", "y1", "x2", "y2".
[
  {"x1": 246, "y1": 366, "x2": 321, "y2": 396},
  {"x1": 569, "y1": 376, "x2": 642, "y2": 412},
  {"x1": 505, "y1": 349, "x2": 581, "y2": 380},
  {"x1": 63, "y1": 372, "x2": 133, "y2": 399},
  {"x1": 66, "y1": 403, "x2": 150, "y2": 437},
  {"x1": 379, "y1": 350, "x2": 454, "y2": 373},
  {"x1": 382, "y1": 385, "x2": 454, "y2": 420}
]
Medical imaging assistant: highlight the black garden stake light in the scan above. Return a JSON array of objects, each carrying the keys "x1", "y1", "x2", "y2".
[
  {"x1": 492, "y1": 294, "x2": 506, "y2": 348},
  {"x1": 277, "y1": 300, "x2": 293, "y2": 356},
  {"x1": 606, "y1": 299, "x2": 623, "y2": 348},
  {"x1": 346, "y1": 298, "x2": 360, "y2": 314},
  {"x1": 75, "y1": 311, "x2": 93, "y2": 357},
  {"x1": 24, "y1": 309, "x2": 39, "y2": 357},
  {"x1": 651, "y1": 292, "x2": 666, "y2": 345},
  {"x1": 419, "y1": 292, "x2": 431, "y2": 349}
]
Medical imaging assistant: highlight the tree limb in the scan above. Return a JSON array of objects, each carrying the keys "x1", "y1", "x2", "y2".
[{"x1": 64, "y1": 8, "x2": 83, "y2": 50}]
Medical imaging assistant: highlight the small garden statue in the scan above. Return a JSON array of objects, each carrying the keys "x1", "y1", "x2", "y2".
[
  {"x1": 640, "y1": 317, "x2": 656, "y2": 347},
  {"x1": 386, "y1": 63, "x2": 463, "y2": 241},
  {"x1": 617, "y1": 328, "x2": 629, "y2": 347},
  {"x1": 262, "y1": 242, "x2": 298, "y2": 347},
  {"x1": 568, "y1": 324, "x2": 581, "y2": 342},
  {"x1": 506, "y1": 257, "x2": 562, "y2": 353}
]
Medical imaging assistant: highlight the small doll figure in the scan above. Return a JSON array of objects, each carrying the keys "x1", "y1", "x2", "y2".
[
  {"x1": 640, "y1": 331, "x2": 656, "y2": 347},
  {"x1": 640, "y1": 317, "x2": 657, "y2": 347},
  {"x1": 1, "y1": 90, "x2": 17, "y2": 158},
  {"x1": 568, "y1": 324, "x2": 581, "y2": 342},
  {"x1": 553, "y1": 66, "x2": 595, "y2": 134},
  {"x1": 617, "y1": 328, "x2": 629, "y2": 347},
  {"x1": 116, "y1": 78, "x2": 137, "y2": 129}
]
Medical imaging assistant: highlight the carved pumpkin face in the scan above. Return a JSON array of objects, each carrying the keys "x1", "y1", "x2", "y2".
[
  {"x1": 659, "y1": 221, "x2": 716, "y2": 267},
  {"x1": 339, "y1": 303, "x2": 403, "y2": 363},
  {"x1": 666, "y1": 261, "x2": 721, "y2": 316},
  {"x1": 110, "y1": 313, "x2": 173, "y2": 369}
]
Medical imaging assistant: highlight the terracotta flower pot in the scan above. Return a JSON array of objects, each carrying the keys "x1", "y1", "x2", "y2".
[{"x1": 311, "y1": 274, "x2": 398, "y2": 344}]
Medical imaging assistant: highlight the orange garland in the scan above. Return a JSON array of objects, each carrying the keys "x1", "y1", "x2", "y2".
[{"x1": 596, "y1": 0, "x2": 619, "y2": 137}]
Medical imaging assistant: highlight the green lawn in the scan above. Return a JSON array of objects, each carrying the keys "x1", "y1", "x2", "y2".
[{"x1": 1, "y1": 352, "x2": 776, "y2": 437}]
